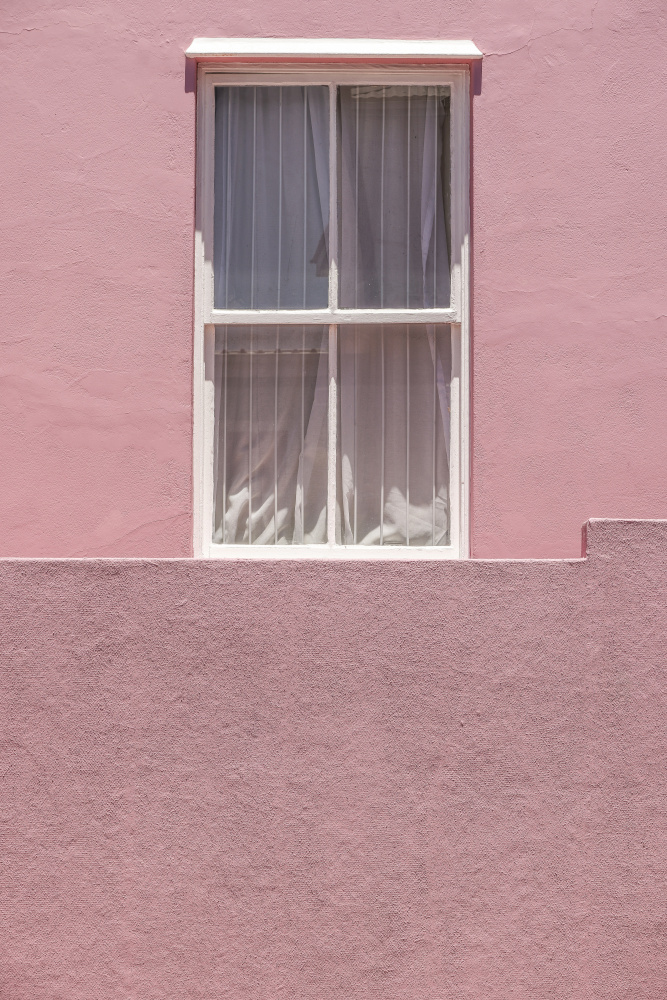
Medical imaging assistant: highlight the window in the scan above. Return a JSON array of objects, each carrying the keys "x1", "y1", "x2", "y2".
[{"x1": 191, "y1": 40, "x2": 476, "y2": 557}]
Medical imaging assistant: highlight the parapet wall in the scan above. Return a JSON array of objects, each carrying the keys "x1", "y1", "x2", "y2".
[{"x1": 1, "y1": 519, "x2": 666, "y2": 998}]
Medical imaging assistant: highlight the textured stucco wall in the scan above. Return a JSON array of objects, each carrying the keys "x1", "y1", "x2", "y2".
[
  {"x1": 1, "y1": 2, "x2": 667, "y2": 556},
  {"x1": 1, "y1": 519, "x2": 666, "y2": 997}
]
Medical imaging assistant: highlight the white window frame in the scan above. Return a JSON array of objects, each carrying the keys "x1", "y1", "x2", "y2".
[{"x1": 192, "y1": 46, "x2": 473, "y2": 559}]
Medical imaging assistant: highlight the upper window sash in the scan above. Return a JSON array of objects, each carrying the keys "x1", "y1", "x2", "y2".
[{"x1": 196, "y1": 65, "x2": 470, "y2": 326}]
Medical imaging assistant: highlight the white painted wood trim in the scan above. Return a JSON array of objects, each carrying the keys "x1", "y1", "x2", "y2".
[
  {"x1": 192, "y1": 71, "x2": 209, "y2": 556},
  {"x1": 450, "y1": 71, "x2": 471, "y2": 558},
  {"x1": 193, "y1": 62, "x2": 472, "y2": 560},
  {"x1": 328, "y1": 83, "x2": 339, "y2": 311},
  {"x1": 208, "y1": 308, "x2": 459, "y2": 325},
  {"x1": 206, "y1": 544, "x2": 462, "y2": 560},
  {"x1": 202, "y1": 68, "x2": 470, "y2": 86},
  {"x1": 201, "y1": 326, "x2": 216, "y2": 557},
  {"x1": 327, "y1": 325, "x2": 338, "y2": 544},
  {"x1": 202, "y1": 73, "x2": 216, "y2": 353},
  {"x1": 186, "y1": 38, "x2": 482, "y2": 62}
]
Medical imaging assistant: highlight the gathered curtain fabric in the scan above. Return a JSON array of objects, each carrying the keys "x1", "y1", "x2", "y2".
[
  {"x1": 212, "y1": 85, "x2": 451, "y2": 545},
  {"x1": 338, "y1": 84, "x2": 451, "y2": 309}
]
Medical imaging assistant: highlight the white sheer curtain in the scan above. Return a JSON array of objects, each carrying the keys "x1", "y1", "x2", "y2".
[
  {"x1": 214, "y1": 86, "x2": 330, "y2": 309},
  {"x1": 213, "y1": 325, "x2": 451, "y2": 546},
  {"x1": 213, "y1": 327, "x2": 329, "y2": 545},
  {"x1": 211, "y1": 85, "x2": 452, "y2": 546},
  {"x1": 339, "y1": 85, "x2": 450, "y2": 308},
  {"x1": 338, "y1": 326, "x2": 451, "y2": 546}
]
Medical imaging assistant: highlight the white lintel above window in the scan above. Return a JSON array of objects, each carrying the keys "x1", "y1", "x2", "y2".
[{"x1": 185, "y1": 37, "x2": 482, "y2": 64}]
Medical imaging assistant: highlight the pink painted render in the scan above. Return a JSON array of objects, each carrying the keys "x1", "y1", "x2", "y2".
[
  {"x1": 2, "y1": 2, "x2": 667, "y2": 994},
  {"x1": 1, "y1": 519, "x2": 666, "y2": 997},
  {"x1": 1, "y1": 1, "x2": 667, "y2": 556}
]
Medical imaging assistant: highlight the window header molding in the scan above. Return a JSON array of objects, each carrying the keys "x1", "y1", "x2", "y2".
[{"x1": 185, "y1": 37, "x2": 483, "y2": 64}]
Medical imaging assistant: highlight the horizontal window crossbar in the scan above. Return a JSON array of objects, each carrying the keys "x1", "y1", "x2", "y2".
[{"x1": 208, "y1": 309, "x2": 458, "y2": 325}]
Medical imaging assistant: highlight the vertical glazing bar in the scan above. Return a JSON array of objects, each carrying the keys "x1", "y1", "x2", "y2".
[
  {"x1": 380, "y1": 88, "x2": 385, "y2": 308},
  {"x1": 248, "y1": 325, "x2": 254, "y2": 543},
  {"x1": 355, "y1": 92, "x2": 360, "y2": 308},
  {"x1": 222, "y1": 326, "x2": 228, "y2": 543},
  {"x1": 224, "y1": 90, "x2": 232, "y2": 308},
  {"x1": 328, "y1": 83, "x2": 338, "y2": 310},
  {"x1": 277, "y1": 88, "x2": 283, "y2": 308},
  {"x1": 274, "y1": 326, "x2": 279, "y2": 544},
  {"x1": 301, "y1": 325, "x2": 305, "y2": 543},
  {"x1": 250, "y1": 87, "x2": 257, "y2": 309},
  {"x1": 432, "y1": 328, "x2": 436, "y2": 545},
  {"x1": 303, "y1": 89, "x2": 308, "y2": 308},
  {"x1": 406, "y1": 87, "x2": 410, "y2": 308},
  {"x1": 380, "y1": 328, "x2": 385, "y2": 546},
  {"x1": 353, "y1": 327, "x2": 358, "y2": 544},
  {"x1": 433, "y1": 89, "x2": 438, "y2": 307},
  {"x1": 406, "y1": 326, "x2": 410, "y2": 545},
  {"x1": 327, "y1": 324, "x2": 338, "y2": 545}
]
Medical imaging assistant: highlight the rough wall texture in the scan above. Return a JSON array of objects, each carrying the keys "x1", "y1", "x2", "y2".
[
  {"x1": 1, "y1": 1, "x2": 667, "y2": 556},
  {"x1": 1, "y1": 519, "x2": 666, "y2": 997}
]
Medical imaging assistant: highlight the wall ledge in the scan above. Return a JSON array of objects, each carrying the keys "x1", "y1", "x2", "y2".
[{"x1": 185, "y1": 38, "x2": 483, "y2": 63}]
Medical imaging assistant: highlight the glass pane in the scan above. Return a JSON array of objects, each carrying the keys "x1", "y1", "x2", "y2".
[
  {"x1": 213, "y1": 326, "x2": 329, "y2": 545},
  {"x1": 338, "y1": 86, "x2": 451, "y2": 309},
  {"x1": 214, "y1": 87, "x2": 329, "y2": 309},
  {"x1": 338, "y1": 325, "x2": 451, "y2": 546}
]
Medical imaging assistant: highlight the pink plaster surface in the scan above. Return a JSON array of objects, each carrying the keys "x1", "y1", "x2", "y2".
[
  {"x1": 1, "y1": 1, "x2": 667, "y2": 557},
  {"x1": 1, "y1": 518, "x2": 667, "y2": 997}
]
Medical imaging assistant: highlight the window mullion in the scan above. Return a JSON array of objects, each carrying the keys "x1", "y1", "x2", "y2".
[
  {"x1": 328, "y1": 82, "x2": 338, "y2": 310},
  {"x1": 327, "y1": 324, "x2": 338, "y2": 545},
  {"x1": 327, "y1": 83, "x2": 339, "y2": 547}
]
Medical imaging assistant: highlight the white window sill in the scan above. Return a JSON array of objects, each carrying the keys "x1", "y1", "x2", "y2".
[{"x1": 205, "y1": 544, "x2": 461, "y2": 560}]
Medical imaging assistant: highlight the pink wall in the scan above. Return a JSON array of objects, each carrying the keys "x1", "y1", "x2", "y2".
[
  {"x1": 1, "y1": 519, "x2": 666, "y2": 997},
  {"x1": 3, "y1": 9, "x2": 666, "y2": 989},
  {"x1": 1, "y1": 1, "x2": 667, "y2": 557}
]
